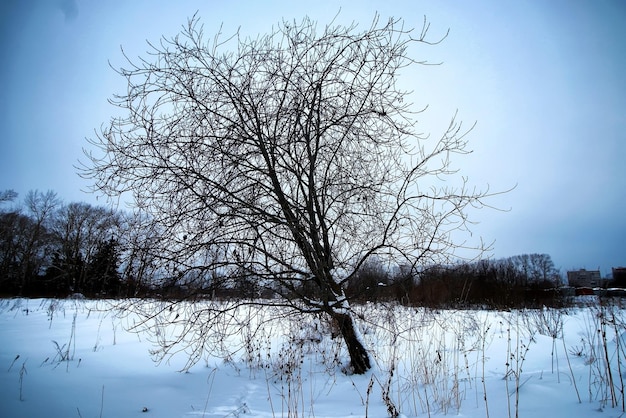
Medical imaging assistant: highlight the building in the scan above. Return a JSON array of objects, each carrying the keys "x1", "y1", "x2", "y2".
[
  {"x1": 567, "y1": 269, "x2": 603, "y2": 288},
  {"x1": 612, "y1": 267, "x2": 626, "y2": 287}
]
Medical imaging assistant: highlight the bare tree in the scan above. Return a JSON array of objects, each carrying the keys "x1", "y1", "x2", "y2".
[
  {"x1": 117, "y1": 210, "x2": 164, "y2": 296},
  {"x1": 0, "y1": 190, "x2": 60, "y2": 294},
  {"x1": 82, "y1": 15, "x2": 497, "y2": 373},
  {"x1": 49, "y1": 202, "x2": 120, "y2": 294},
  {"x1": 20, "y1": 191, "x2": 60, "y2": 288},
  {"x1": 0, "y1": 189, "x2": 18, "y2": 205}
]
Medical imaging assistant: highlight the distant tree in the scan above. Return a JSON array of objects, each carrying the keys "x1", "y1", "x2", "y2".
[
  {"x1": 505, "y1": 253, "x2": 559, "y2": 285},
  {"x1": 48, "y1": 202, "x2": 120, "y2": 295},
  {"x1": 85, "y1": 237, "x2": 122, "y2": 296},
  {"x1": 82, "y1": 15, "x2": 497, "y2": 373},
  {"x1": 0, "y1": 189, "x2": 18, "y2": 205},
  {"x1": 0, "y1": 190, "x2": 59, "y2": 294},
  {"x1": 117, "y1": 211, "x2": 163, "y2": 296},
  {"x1": 20, "y1": 191, "x2": 60, "y2": 290},
  {"x1": 528, "y1": 253, "x2": 560, "y2": 283},
  {"x1": 346, "y1": 256, "x2": 390, "y2": 301},
  {"x1": 0, "y1": 211, "x2": 34, "y2": 293}
]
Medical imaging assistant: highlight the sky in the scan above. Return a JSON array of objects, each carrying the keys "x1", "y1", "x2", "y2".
[{"x1": 0, "y1": 0, "x2": 624, "y2": 276}]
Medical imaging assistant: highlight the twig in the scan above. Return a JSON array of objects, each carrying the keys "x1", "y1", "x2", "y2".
[
  {"x1": 100, "y1": 385, "x2": 105, "y2": 418},
  {"x1": 7, "y1": 354, "x2": 20, "y2": 372},
  {"x1": 562, "y1": 338, "x2": 581, "y2": 403},
  {"x1": 19, "y1": 360, "x2": 27, "y2": 401},
  {"x1": 202, "y1": 367, "x2": 217, "y2": 418}
]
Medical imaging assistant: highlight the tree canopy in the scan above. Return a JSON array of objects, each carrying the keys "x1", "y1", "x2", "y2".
[{"x1": 82, "y1": 14, "x2": 496, "y2": 373}]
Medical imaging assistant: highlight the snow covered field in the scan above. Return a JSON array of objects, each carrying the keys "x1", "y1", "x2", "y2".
[{"x1": 1, "y1": 297, "x2": 625, "y2": 418}]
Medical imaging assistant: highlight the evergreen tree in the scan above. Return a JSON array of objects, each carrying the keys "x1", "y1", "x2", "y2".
[{"x1": 85, "y1": 238, "x2": 121, "y2": 296}]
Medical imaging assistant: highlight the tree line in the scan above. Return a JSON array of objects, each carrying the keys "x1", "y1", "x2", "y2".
[
  {"x1": 1, "y1": 189, "x2": 565, "y2": 306},
  {"x1": 344, "y1": 253, "x2": 565, "y2": 308},
  {"x1": 0, "y1": 190, "x2": 150, "y2": 297}
]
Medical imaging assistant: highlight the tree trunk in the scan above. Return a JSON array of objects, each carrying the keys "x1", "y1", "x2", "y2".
[{"x1": 333, "y1": 311, "x2": 371, "y2": 374}]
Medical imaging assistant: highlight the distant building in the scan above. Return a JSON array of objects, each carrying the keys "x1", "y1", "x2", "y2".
[
  {"x1": 612, "y1": 267, "x2": 626, "y2": 288},
  {"x1": 567, "y1": 269, "x2": 603, "y2": 288}
]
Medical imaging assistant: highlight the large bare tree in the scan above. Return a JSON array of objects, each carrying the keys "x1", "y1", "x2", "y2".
[{"x1": 83, "y1": 15, "x2": 496, "y2": 374}]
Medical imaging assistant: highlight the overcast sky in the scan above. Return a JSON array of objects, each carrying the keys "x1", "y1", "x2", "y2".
[{"x1": 1, "y1": 0, "x2": 624, "y2": 275}]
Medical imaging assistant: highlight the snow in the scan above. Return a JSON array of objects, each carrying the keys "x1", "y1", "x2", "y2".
[{"x1": 1, "y1": 297, "x2": 625, "y2": 418}]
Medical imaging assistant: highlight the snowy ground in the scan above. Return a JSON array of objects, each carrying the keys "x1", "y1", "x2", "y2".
[{"x1": 1, "y1": 297, "x2": 625, "y2": 418}]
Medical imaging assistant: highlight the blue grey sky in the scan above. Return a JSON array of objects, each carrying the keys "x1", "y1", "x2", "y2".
[{"x1": 1, "y1": 0, "x2": 624, "y2": 275}]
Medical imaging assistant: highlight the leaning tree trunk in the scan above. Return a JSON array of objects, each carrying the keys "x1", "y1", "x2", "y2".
[{"x1": 332, "y1": 310, "x2": 371, "y2": 374}]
